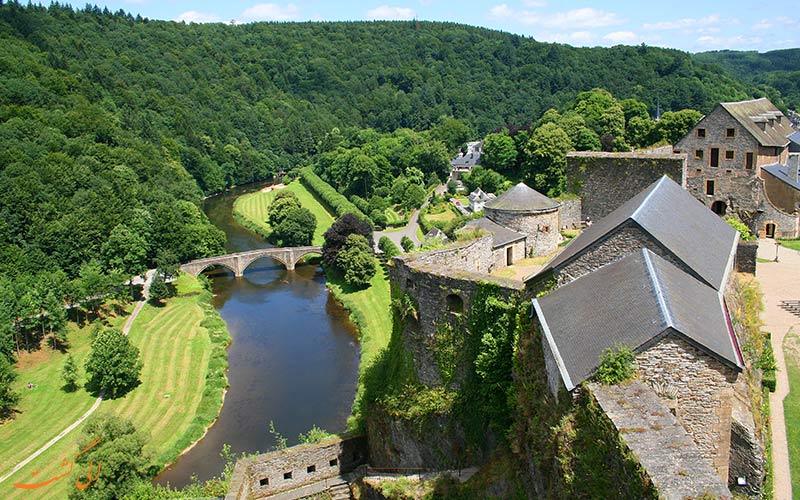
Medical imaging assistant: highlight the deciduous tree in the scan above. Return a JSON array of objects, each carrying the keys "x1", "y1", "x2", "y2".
[
  {"x1": 322, "y1": 214, "x2": 373, "y2": 268},
  {"x1": 337, "y1": 234, "x2": 376, "y2": 288},
  {"x1": 84, "y1": 328, "x2": 142, "y2": 399}
]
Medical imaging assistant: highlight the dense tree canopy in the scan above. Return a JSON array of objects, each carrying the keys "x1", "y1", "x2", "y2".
[{"x1": 322, "y1": 214, "x2": 373, "y2": 269}]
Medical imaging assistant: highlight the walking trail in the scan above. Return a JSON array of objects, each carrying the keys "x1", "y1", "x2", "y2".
[
  {"x1": 755, "y1": 239, "x2": 798, "y2": 500},
  {"x1": 0, "y1": 270, "x2": 155, "y2": 485}
]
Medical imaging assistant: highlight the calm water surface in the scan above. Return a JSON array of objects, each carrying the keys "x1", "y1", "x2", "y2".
[{"x1": 155, "y1": 183, "x2": 360, "y2": 488}]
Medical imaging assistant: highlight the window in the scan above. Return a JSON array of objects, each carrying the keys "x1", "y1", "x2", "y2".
[
  {"x1": 307, "y1": 465, "x2": 316, "y2": 473},
  {"x1": 446, "y1": 294, "x2": 464, "y2": 313},
  {"x1": 697, "y1": 128, "x2": 706, "y2": 138},
  {"x1": 745, "y1": 152, "x2": 754, "y2": 169},
  {"x1": 695, "y1": 149, "x2": 704, "y2": 160},
  {"x1": 711, "y1": 201, "x2": 726, "y2": 215},
  {"x1": 710, "y1": 148, "x2": 719, "y2": 168},
  {"x1": 284, "y1": 472, "x2": 293, "y2": 480},
  {"x1": 726, "y1": 128, "x2": 735, "y2": 138},
  {"x1": 329, "y1": 459, "x2": 338, "y2": 467},
  {"x1": 706, "y1": 180, "x2": 715, "y2": 196},
  {"x1": 259, "y1": 478, "x2": 269, "y2": 487},
  {"x1": 725, "y1": 150, "x2": 734, "y2": 160}
]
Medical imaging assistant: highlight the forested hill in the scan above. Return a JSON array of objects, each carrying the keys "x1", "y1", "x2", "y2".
[
  {"x1": 1, "y1": 3, "x2": 759, "y2": 194},
  {"x1": 693, "y1": 49, "x2": 800, "y2": 109}
]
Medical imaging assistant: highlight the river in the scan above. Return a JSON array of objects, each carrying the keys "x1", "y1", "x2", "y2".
[{"x1": 155, "y1": 182, "x2": 360, "y2": 488}]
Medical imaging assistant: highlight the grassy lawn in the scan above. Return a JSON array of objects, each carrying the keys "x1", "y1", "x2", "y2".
[
  {"x1": 385, "y1": 206, "x2": 407, "y2": 227},
  {"x1": 325, "y1": 262, "x2": 392, "y2": 431},
  {"x1": 778, "y1": 239, "x2": 800, "y2": 252},
  {"x1": 233, "y1": 181, "x2": 335, "y2": 246},
  {"x1": 426, "y1": 204, "x2": 458, "y2": 224},
  {"x1": 783, "y1": 329, "x2": 800, "y2": 497},
  {"x1": 0, "y1": 274, "x2": 228, "y2": 499}
]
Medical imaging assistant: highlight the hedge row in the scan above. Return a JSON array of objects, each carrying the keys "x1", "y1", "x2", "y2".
[{"x1": 300, "y1": 167, "x2": 366, "y2": 219}]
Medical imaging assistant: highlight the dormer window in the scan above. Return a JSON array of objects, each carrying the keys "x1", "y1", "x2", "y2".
[
  {"x1": 697, "y1": 128, "x2": 706, "y2": 138},
  {"x1": 725, "y1": 128, "x2": 735, "y2": 138}
]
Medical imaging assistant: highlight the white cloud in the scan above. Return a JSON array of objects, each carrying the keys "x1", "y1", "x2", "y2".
[
  {"x1": 644, "y1": 14, "x2": 720, "y2": 31},
  {"x1": 522, "y1": 0, "x2": 547, "y2": 7},
  {"x1": 752, "y1": 19, "x2": 772, "y2": 30},
  {"x1": 489, "y1": 4, "x2": 514, "y2": 20},
  {"x1": 495, "y1": 7, "x2": 625, "y2": 29},
  {"x1": 694, "y1": 34, "x2": 763, "y2": 50},
  {"x1": 603, "y1": 31, "x2": 639, "y2": 44},
  {"x1": 175, "y1": 11, "x2": 220, "y2": 23},
  {"x1": 537, "y1": 31, "x2": 596, "y2": 46},
  {"x1": 366, "y1": 5, "x2": 416, "y2": 20},
  {"x1": 240, "y1": 3, "x2": 300, "y2": 22}
]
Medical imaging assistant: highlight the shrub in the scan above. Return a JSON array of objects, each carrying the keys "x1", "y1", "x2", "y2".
[
  {"x1": 300, "y1": 167, "x2": 366, "y2": 219},
  {"x1": 400, "y1": 235, "x2": 415, "y2": 252},
  {"x1": 378, "y1": 236, "x2": 401, "y2": 260},
  {"x1": 595, "y1": 345, "x2": 636, "y2": 385},
  {"x1": 726, "y1": 217, "x2": 756, "y2": 241}
]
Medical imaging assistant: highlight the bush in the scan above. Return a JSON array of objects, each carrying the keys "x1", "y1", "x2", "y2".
[
  {"x1": 400, "y1": 235, "x2": 415, "y2": 252},
  {"x1": 300, "y1": 167, "x2": 366, "y2": 219},
  {"x1": 726, "y1": 217, "x2": 756, "y2": 241},
  {"x1": 595, "y1": 345, "x2": 636, "y2": 385},
  {"x1": 378, "y1": 236, "x2": 401, "y2": 260}
]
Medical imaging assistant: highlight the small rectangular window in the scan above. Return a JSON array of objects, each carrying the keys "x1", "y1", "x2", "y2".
[
  {"x1": 695, "y1": 149, "x2": 704, "y2": 160},
  {"x1": 745, "y1": 152, "x2": 754, "y2": 169},
  {"x1": 706, "y1": 180, "x2": 715, "y2": 196},
  {"x1": 284, "y1": 472, "x2": 293, "y2": 480},
  {"x1": 726, "y1": 128, "x2": 735, "y2": 138},
  {"x1": 725, "y1": 150, "x2": 734, "y2": 160},
  {"x1": 259, "y1": 478, "x2": 269, "y2": 486},
  {"x1": 697, "y1": 128, "x2": 706, "y2": 138},
  {"x1": 307, "y1": 465, "x2": 316, "y2": 473},
  {"x1": 710, "y1": 148, "x2": 719, "y2": 168},
  {"x1": 329, "y1": 458, "x2": 338, "y2": 467}
]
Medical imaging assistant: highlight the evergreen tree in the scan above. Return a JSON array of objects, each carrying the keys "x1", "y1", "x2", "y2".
[
  {"x1": 0, "y1": 355, "x2": 19, "y2": 420},
  {"x1": 62, "y1": 354, "x2": 79, "y2": 392}
]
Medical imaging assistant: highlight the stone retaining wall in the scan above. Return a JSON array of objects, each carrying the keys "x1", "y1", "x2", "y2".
[{"x1": 735, "y1": 240, "x2": 758, "y2": 274}]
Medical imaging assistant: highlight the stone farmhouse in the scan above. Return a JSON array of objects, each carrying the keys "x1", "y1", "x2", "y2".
[
  {"x1": 528, "y1": 175, "x2": 761, "y2": 494},
  {"x1": 462, "y1": 182, "x2": 560, "y2": 268},
  {"x1": 674, "y1": 97, "x2": 800, "y2": 238}
]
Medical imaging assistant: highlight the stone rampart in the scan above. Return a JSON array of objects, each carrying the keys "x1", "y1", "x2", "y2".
[
  {"x1": 636, "y1": 334, "x2": 739, "y2": 480},
  {"x1": 590, "y1": 381, "x2": 732, "y2": 500},
  {"x1": 565, "y1": 151, "x2": 686, "y2": 221},
  {"x1": 226, "y1": 435, "x2": 367, "y2": 500},
  {"x1": 557, "y1": 197, "x2": 582, "y2": 230}
]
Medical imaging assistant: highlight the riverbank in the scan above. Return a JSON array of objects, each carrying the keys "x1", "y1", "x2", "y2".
[
  {"x1": 0, "y1": 274, "x2": 230, "y2": 499},
  {"x1": 232, "y1": 180, "x2": 335, "y2": 246}
]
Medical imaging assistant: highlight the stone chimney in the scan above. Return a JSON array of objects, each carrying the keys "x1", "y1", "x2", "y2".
[{"x1": 789, "y1": 153, "x2": 800, "y2": 184}]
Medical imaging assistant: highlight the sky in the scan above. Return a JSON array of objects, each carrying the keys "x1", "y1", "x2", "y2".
[{"x1": 87, "y1": 0, "x2": 796, "y2": 53}]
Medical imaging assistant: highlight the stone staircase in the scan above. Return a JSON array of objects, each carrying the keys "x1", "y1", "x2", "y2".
[{"x1": 328, "y1": 481, "x2": 351, "y2": 500}]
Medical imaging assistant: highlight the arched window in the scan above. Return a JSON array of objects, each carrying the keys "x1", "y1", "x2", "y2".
[
  {"x1": 710, "y1": 200, "x2": 726, "y2": 216},
  {"x1": 446, "y1": 294, "x2": 464, "y2": 313}
]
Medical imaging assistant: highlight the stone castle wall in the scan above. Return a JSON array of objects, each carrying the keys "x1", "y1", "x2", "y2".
[
  {"x1": 226, "y1": 436, "x2": 368, "y2": 500},
  {"x1": 565, "y1": 151, "x2": 686, "y2": 221},
  {"x1": 486, "y1": 207, "x2": 560, "y2": 257},
  {"x1": 557, "y1": 197, "x2": 582, "y2": 230},
  {"x1": 763, "y1": 170, "x2": 800, "y2": 214},
  {"x1": 755, "y1": 184, "x2": 800, "y2": 239},
  {"x1": 491, "y1": 239, "x2": 526, "y2": 269},
  {"x1": 735, "y1": 240, "x2": 758, "y2": 274},
  {"x1": 636, "y1": 334, "x2": 739, "y2": 480}
]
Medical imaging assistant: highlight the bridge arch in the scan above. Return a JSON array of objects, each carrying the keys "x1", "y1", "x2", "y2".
[{"x1": 192, "y1": 261, "x2": 237, "y2": 277}]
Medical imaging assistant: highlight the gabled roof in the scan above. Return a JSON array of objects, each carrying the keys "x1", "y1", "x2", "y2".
[
  {"x1": 539, "y1": 176, "x2": 738, "y2": 290},
  {"x1": 762, "y1": 161, "x2": 800, "y2": 192},
  {"x1": 463, "y1": 217, "x2": 526, "y2": 248},
  {"x1": 719, "y1": 98, "x2": 793, "y2": 148},
  {"x1": 451, "y1": 152, "x2": 481, "y2": 168},
  {"x1": 532, "y1": 249, "x2": 743, "y2": 392},
  {"x1": 484, "y1": 182, "x2": 559, "y2": 212},
  {"x1": 468, "y1": 188, "x2": 495, "y2": 203}
]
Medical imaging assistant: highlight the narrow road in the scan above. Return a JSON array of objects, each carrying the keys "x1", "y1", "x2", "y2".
[
  {"x1": 0, "y1": 270, "x2": 155, "y2": 485},
  {"x1": 755, "y1": 240, "x2": 798, "y2": 500},
  {"x1": 374, "y1": 185, "x2": 448, "y2": 250}
]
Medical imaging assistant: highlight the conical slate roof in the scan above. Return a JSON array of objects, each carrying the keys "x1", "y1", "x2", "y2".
[{"x1": 484, "y1": 182, "x2": 559, "y2": 212}]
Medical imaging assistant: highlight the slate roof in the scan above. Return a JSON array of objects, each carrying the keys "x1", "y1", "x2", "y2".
[
  {"x1": 720, "y1": 98, "x2": 793, "y2": 148},
  {"x1": 532, "y1": 249, "x2": 743, "y2": 391},
  {"x1": 468, "y1": 188, "x2": 495, "y2": 203},
  {"x1": 484, "y1": 182, "x2": 559, "y2": 212},
  {"x1": 451, "y1": 152, "x2": 481, "y2": 168},
  {"x1": 539, "y1": 175, "x2": 738, "y2": 291},
  {"x1": 762, "y1": 161, "x2": 800, "y2": 191},
  {"x1": 788, "y1": 131, "x2": 800, "y2": 152},
  {"x1": 464, "y1": 217, "x2": 526, "y2": 248}
]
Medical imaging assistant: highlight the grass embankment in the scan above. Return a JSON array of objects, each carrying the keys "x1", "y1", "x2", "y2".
[
  {"x1": 783, "y1": 330, "x2": 800, "y2": 497},
  {"x1": 385, "y1": 207, "x2": 407, "y2": 227},
  {"x1": 0, "y1": 274, "x2": 229, "y2": 500},
  {"x1": 233, "y1": 181, "x2": 334, "y2": 246},
  {"x1": 326, "y1": 262, "x2": 392, "y2": 431},
  {"x1": 778, "y1": 239, "x2": 800, "y2": 252}
]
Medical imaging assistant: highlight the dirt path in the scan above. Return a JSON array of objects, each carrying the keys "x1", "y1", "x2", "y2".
[
  {"x1": 0, "y1": 270, "x2": 155, "y2": 485},
  {"x1": 755, "y1": 240, "x2": 798, "y2": 500}
]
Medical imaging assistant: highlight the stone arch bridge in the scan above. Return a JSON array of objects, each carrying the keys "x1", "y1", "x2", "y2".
[{"x1": 180, "y1": 246, "x2": 322, "y2": 277}]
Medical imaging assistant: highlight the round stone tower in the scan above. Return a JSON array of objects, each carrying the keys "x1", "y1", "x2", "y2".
[{"x1": 484, "y1": 182, "x2": 561, "y2": 256}]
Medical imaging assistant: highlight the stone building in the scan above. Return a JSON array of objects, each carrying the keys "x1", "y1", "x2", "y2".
[
  {"x1": 533, "y1": 175, "x2": 739, "y2": 291},
  {"x1": 532, "y1": 249, "x2": 743, "y2": 479},
  {"x1": 674, "y1": 97, "x2": 799, "y2": 237}
]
